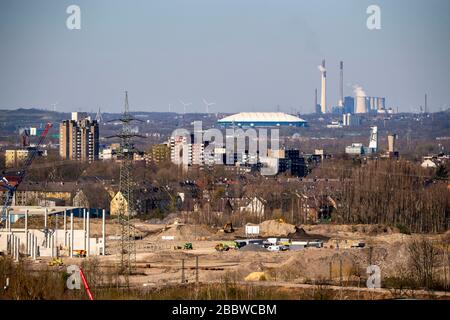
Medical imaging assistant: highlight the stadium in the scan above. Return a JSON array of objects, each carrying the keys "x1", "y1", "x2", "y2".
[{"x1": 217, "y1": 112, "x2": 308, "y2": 128}]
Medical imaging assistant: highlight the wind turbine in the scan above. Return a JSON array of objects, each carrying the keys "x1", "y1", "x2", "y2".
[
  {"x1": 179, "y1": 99, "x2": 192, "y2": 114},
  {"x1": 51, "y1": 102, "x2": 59, "y2": 112},
  {"x1": 203, "y1": 98, "x2": 216, "y2": 114}
]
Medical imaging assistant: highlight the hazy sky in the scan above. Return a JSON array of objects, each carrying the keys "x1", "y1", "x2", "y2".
[{"x1": 1, "y1": 0, "x2": 449, "y2": 114}]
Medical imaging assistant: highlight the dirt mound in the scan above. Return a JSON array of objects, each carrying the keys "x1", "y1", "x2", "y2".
[
  {"x1": 244, "y1": 271, "x2": 272, "y2": 281},
  {"x1": 146, "y1": 213, "x2": 182, "y2": 225},
  {"x1": 156, "y1": 224, "x2": 214, "y2": 241},
  {"x1": 287, "y1": 226, "x2": 330, "y2": 241},
  {"x1": 259, "y1": 220, "x2": 296, "y2": 236}
]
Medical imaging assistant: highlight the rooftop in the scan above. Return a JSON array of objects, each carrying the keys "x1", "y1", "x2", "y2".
[{"x1": 218, "y1": 112, "x2": 307, "y2": 124}]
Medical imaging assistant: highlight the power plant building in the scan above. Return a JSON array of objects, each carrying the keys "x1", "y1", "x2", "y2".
[
  {"x1": 344, "y1": 96, "x2": 354, "y2": 114},
  {"x1": 218, "y1": 112, "x2": 307, "y2": 128}
]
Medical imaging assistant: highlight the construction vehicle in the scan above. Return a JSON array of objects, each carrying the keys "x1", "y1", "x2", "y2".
[
  {"x1": 73, "y1": 250, "x2": 87, "y2": 258},
  {"x1": 215, "y1": 241, "x2": 237, "y2": 252},
  {"x1": 0, "y1": 123, "x2": 53, "y2": 227},
  {"x1": 223, "y1": 222, "x2": 234, "y2": 233},
  {"x1": 48, "y1": 258, "x2": 64, "y2": 267},
  {"x1": 174, "y1": 243, "x2": 193, "y2": 250}
]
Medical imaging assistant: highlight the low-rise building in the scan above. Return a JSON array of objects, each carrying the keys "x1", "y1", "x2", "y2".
[
  {"x1": 146, "y1": 143, "x2": 171, "y2": 164},
  {"x1": 4, "y1": 148, "x2": 44, "y2": 168}
]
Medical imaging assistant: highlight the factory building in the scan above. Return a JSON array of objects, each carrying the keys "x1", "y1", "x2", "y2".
[
  {"x1": 345, "y1": 127, "x2": 378, "y2": 156},
  {"x1": 342, "y1": 113, "x2": 360, "y2": 127}
]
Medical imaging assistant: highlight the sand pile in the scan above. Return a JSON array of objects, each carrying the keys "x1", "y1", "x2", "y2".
[
  {"x1": 244, "y1": 271, "x2": 272, "y2": 281},
  {"x1": 156, "y1": 224, "x2": 214, "y2": 241},
  {"x1": 259, "y1": 220, "x2": 296, "y2": 236}
]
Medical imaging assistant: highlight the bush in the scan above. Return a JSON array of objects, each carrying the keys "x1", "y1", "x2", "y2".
[{"x1": 396, "y1": 224, "x2": 411, "y2": 235}]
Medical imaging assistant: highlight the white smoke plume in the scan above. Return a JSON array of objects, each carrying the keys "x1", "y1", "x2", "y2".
[
  {"x1": 352, "y1": 84, "x2": 366, "y2": 97},
  {"x1": 318, "y1": 65, "x2": 326, "y2": 73}
]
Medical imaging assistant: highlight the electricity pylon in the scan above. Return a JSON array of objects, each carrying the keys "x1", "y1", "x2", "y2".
[{"x1": 107, "y1": 91, "x2": 144, "y2": 280}]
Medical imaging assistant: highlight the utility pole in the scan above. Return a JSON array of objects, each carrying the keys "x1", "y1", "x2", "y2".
[
  {"x1": 181, "y1": 259, "x2": 185, "y2": 284},
  {"x1": 196, "y1": 256, "x2": 199, "y2": 284},
  {"x1": 107, "y1": 91, "x2": 144, "y2": 280}
]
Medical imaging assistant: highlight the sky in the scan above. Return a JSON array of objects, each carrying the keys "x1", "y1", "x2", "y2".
[{"x1": 0, "y1": 0, "x2": 449, "y2": 114}]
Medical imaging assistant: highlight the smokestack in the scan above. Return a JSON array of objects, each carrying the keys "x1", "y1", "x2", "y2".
[
  {"x1": 338, "y1": 61, "x2": 344, "y2": 107},
  {"x1": 320, "y1": 59, "x2": 326, "y2": 114},
  {"x1": 314, "y1": 88, "x2": 318, "y2": 112},
  {"x1": 425, "y1": 93, "x2": 428, "y2": 113}
]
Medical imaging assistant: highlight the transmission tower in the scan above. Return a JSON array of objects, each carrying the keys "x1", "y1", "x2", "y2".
[
  {"x1": 95, "y1": 107, "x2": 104, "y2": 123},
  {"x1": 107, "y1": 91, "x2": 143, "y2": 279}
]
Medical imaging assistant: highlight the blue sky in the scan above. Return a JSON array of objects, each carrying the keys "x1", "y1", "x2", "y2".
[{"x1": 0, "y1": 0, "x2": 449, "y2": 113}]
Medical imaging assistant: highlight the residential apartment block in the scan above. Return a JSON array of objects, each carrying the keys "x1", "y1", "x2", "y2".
[{"x1": 59, "y1": 112, "x2": 99, "y2": 162}]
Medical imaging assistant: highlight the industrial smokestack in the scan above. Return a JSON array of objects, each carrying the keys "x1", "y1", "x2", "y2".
[
  {"x1": 338, "y1": 61, "x2": 344, "y2": 107},
  {"x1": 425, "y1": 93, "x2": 428, "y2": 113},
  {"x1": 314, "y1": 88, "x2": 318, "y2": 112},
  {"x1": 319, "y1": 59, "x2": 327, "y2": 114}
]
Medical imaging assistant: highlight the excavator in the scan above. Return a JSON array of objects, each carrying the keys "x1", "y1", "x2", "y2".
[{"x1": 223, "y1": 222, "x2": 234, "y2": 233}]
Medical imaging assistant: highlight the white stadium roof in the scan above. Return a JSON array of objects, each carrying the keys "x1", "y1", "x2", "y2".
[{"x1": 218, "y1": 112, "x2": 306, "y2": 123}]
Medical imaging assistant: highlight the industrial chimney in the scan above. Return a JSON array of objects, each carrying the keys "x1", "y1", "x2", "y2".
[
  {"x1": 425, "y1": 93, "x2": 428, "y2": 113},
  {"x1": 338, "y1": 61, "x2": 344, "y2": 107},
  {"x1": 314, "y1": 88, "x2": 319, "y2": 113},
  {"x1": 320, "y1": 60, "x2": 327, "y2": 114}
]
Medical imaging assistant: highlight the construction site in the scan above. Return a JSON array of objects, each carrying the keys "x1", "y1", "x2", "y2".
[
  {"x1": 1, "y1": 209, "x2": 450, "y2": 300},
  {"x1": 1, "y1": 95, "x2": 449, "y2": 300}
]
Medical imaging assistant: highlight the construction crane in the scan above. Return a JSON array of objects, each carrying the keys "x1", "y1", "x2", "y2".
[{"x1": 0, "y1": 123, "x2": 53, "y2": 227}]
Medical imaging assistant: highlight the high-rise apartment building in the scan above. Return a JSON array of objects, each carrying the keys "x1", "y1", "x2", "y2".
[{"x1": 59, "y1": 112, "x2": 99, "y2": 162}]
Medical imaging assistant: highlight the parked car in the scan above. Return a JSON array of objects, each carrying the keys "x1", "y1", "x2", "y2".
[
  {"x1": 306, "y1": 240, "x2": 323, "y2": 248},
  {"x1": 351, "y1": 241, "x2": 366, "y2": 248}
]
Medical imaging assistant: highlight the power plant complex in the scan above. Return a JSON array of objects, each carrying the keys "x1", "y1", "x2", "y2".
[{"x1": 316, "y1": 59, "x2": 390, "y2": 115}]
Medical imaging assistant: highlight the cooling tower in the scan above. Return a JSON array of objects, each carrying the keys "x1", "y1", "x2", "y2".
[
  {"x1": 355, "y1": 96, "x2": 367, "y2": 113},
  {"x1": 370, "y1": 97, "x2": 376, "y2": 111}
]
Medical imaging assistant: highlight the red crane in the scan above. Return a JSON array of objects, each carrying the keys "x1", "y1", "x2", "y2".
[{"x1": 1, "y1": 123, "x2": 53, "y2": 226}]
